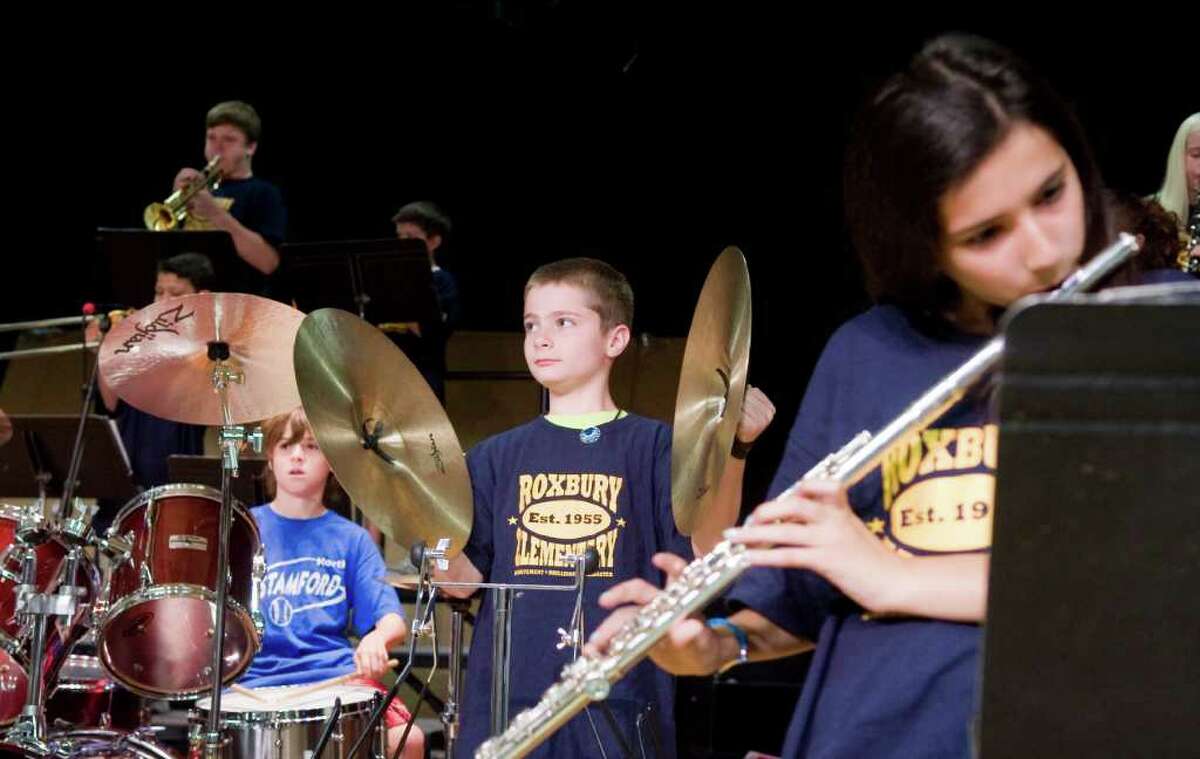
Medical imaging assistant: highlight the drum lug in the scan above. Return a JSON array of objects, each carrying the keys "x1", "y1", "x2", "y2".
[
  {"x1": 100, "y1": 531, "x2": 136, "y2": 566},
  {"x1": 143, "y1": 496, "x2": 157, "y2": 578},
  {"x1": 0, "y1": 544, "x2": 26, "y2": 584},
  {"x1": 191, "y1": 727, "x2": 231, "y2": 757},
  {"x1": 91, "y1": 541, "x2": 123, "y2": 625},
  {"x1": 0, "y1": 630, "x2": 22, "y2": 657},
  {"x1": 89, "y1": 600, "x2": 105, "y2": 627},
  {"x1": 250, "y1": 552, "x2": 266, "y2": 636}
]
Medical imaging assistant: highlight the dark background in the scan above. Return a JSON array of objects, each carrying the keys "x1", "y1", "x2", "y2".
[
  {"x1": 6, "y1": 5, "x2": 1192, "y2": 754},
  {"x1": 14, "y1": 5, "x2": 1191, "y2": 496}
]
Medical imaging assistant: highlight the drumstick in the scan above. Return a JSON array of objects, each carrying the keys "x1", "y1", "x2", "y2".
[
  {"x1": 275, "y1": 659, "x2": 401, "y2": 702},
  {"x1": 229, "y1": 683, "x2": 269, "y2": 703}
]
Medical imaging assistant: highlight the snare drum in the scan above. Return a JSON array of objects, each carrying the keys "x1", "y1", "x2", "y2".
[
  {"x1": 98, "y1": 484, "x2": 265, "y2": 699},
  {"x1": 190, "y1": 684, "x2": 385, "y2": 758}
]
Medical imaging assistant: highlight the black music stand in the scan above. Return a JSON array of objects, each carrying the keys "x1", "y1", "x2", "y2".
[
  {"x1": 94, "y1": 228, "x2": 240, "y2": 307},
  {"x1": 168, "y1": 455, "x2": 267, "y2": 507},
  {"x1": 0, "y1": 414, "x2": 135, "y2": 502},
  {"x1": 281, "y1": 238, "x2": 440, "y2": 327},
  {"x1": 978, "y1": 282, "x2": 1200, "y2": 757}
]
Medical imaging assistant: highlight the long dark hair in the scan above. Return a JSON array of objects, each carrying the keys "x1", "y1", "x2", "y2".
[{"x1": 843, "y1": 34, "x2": 1111, "y2": 316}]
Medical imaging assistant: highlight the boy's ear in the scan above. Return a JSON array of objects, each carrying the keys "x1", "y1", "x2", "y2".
[{"x1": 605, "y1": 324, "x2": 631, "y2": 359}]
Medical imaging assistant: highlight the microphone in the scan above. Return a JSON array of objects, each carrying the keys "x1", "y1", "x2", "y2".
[{"x1": 582, "y1": 547, "x2": 600, "y2": 574}]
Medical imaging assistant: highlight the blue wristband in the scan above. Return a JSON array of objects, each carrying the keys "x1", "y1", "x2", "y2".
[{"x1": 707, "y1": 616, "x2": 749, "y2": 672}]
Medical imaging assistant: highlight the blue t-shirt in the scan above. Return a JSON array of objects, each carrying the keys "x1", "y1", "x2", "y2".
[
  {"x1": 240, "y1": 505, "x2": 403, "y2": 688},
  {"x1": 730, "y1": 305, "x2": 992, "y2": 759},
  {"x1": 459, "y1": 413, "x2": 692, "y2": 759}
]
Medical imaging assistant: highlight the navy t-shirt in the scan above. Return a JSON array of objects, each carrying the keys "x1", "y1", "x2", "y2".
[
  {"x1": 211, "y1": 175, "x2": 286, "y2": 295},
  {"x1": 458, "y1": 414, "x2": 692, "y2": 758},
  {"x1": 241, "y1": 505, "x2": 404, "y2": 688},
  {"x1": 388, "y1": 266, "x2": 461, "y2": 400},
  {"x1": 731, "y1": 269, "x2": 1195, "y2": 758},
  {"x1": 114, "y1": 400, "x2": 205, "y2": 490},
  {"x1": 729, "y1": 305, "x2": 993, "y2": 759}
]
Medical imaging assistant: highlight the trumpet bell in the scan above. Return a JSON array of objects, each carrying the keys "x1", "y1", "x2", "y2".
[{"x1": 143, "y1": 202, "x2": 179, "y2": 231}]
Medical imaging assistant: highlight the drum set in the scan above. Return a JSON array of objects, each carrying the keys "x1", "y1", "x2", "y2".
[
  {"x1": 0, "y1": 486, "x2": 266, "y2": 758},
  {"x1": 0, "y1": 293, "x2": 398, "y2": 757},
  {"x1": 0, "y1": 247, "x2": 755, "y2": 758}
]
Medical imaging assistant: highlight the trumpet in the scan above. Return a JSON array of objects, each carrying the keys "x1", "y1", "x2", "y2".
[{"x1": 143, "y1": 155, "x2": 223, "y2": 231}]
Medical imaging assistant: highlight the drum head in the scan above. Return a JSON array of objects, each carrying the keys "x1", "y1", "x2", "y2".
[
  {"x1": 198, "y1": 683, "x2": 379, "y2": 718},
  {"x1": 99, "y1": 594, "x2": 257, "y2": 699}
]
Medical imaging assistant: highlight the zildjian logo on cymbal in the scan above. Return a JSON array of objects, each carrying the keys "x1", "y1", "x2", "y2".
[
  {"x1": 113, "y1": 303, "x2": 195, "y2": 355},
  {"x1": 428, "y1": 433, "x2": 446, "y2": 475}
]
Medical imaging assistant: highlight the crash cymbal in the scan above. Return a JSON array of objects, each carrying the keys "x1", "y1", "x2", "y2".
[
  {"x1": 293, "y1": 308, "x2": 472, "y2": 555},
  {"x1": 670, "y1": 247, "x2": 752, "y2": 535},
  {"x1": 98, "y1": 293, "x2": 305, "y2": 426}
]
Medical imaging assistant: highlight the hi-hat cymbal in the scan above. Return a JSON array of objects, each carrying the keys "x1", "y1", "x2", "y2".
[
  {"x1": 670, "y1": 248, "x2": 752, "y2": 535},
  {"x1": 293, "y1": 309, "x2": 472, "y2": 554},
  {"x1": 379, "y1": 570, "x2": 421, "y2": 590},
  {"x1": 98, "y1": 293, "x2": 305, "y2": 426}
]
